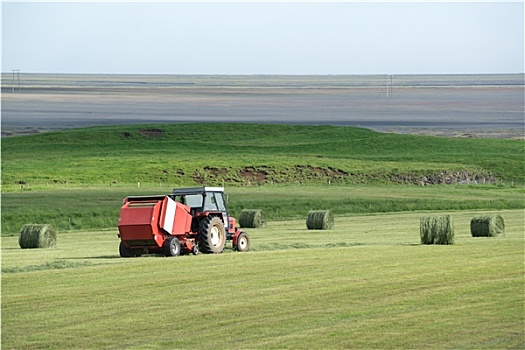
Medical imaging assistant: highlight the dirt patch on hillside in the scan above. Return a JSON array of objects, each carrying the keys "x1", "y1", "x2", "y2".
[
  {"x1": 239, "y1": 166, "x2": 270, "y2": 183},
  {"x1": 388, "y1": 171, "x2": 496, "y2": 185},
  {"x1": 386, "y1": 127, "x2": 525, "y2": 139},
  {"x1": 139, "y1": 129, "x2": 163, "y2": 137},
  {"x1": 189, "y1": 166, "x2": 497, "y2": 186}
]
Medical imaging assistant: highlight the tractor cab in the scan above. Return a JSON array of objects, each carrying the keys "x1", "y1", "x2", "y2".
[{"x1": 172, "y1": 187, "x2": 230, "y2": 232}]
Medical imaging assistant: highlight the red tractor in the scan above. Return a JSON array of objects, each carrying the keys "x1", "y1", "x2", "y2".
[{"x1": 117, "y1": 187, "x2": 250, "y2": 257}]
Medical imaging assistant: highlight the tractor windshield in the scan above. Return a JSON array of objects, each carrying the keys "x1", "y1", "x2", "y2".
[
  {"x1": 177, "y1": 194, "x2": 203, "y2": 208},
  {"x1": 204, "y1": 192, "x2": 226, "y2": 212},
  {"x1": 174, "y1": 191, "x2": 226, "y2": 212}
]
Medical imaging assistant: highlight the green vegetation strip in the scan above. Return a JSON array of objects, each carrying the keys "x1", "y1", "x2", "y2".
[
  {"x1": 2, "y1": 185, "x2": 523, "y2": 235},
  {"x1": 2, "y1": 210, "x2": 523, "y2": 349},
  {"x1": 2, "y1": 123, "x2": 523, "y2": 190}
]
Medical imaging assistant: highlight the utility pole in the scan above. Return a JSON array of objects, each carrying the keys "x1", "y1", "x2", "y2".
[
  {"x1": 386, "y1": 74, "x2": 393, "y2": 98},
  {"x1": 11, "y1": 69, "x2": 20, "y2": 92},
  {"x1": 391, "y1": 74, "x2": 393, "y2": 98}
]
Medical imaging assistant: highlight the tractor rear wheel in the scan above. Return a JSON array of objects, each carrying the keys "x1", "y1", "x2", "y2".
[
  {"x1": 165, "y1": 236, "x2": 181, "y2": 257},
  {"x1": 235, "y1": 232, "x2": 250, "y2": 252},
  {"x1": 198, "y1": 216, "x2": 226, "y2": 254}
]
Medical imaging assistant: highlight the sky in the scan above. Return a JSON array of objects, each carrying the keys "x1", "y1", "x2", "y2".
[{"x1": 2, "y1": 1, "x2": 524, "y2": 75}]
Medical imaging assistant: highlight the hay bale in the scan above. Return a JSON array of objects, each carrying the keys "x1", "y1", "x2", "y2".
[
  {"x1": 238, "y1": 209, "x2": 267, "y2": 228},
  {"x1": 306, "y1": 210, "x2": 334, "y2": 230},
  {"x1": 470, "y1": 215, "x2": 505, "y2": 237},
  {"x1": 420, "y1": 215, "x2": 454, "y2": 245},
  {"x1": 19, "y1": 224, "x2": 56, "y2": 249}
]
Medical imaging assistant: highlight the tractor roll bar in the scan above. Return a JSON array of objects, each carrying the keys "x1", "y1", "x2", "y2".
[{"x1": 171, "y1": 187, "x2": 225, "y2": 196}]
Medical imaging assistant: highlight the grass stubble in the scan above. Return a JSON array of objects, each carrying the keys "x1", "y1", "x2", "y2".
[{"x1": 2, "y1": 210, "x2": 523, "y2": 349}]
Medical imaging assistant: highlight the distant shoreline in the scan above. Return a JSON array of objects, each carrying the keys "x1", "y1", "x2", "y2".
[
  {"x1": 2, "y1": 72, "x2": 524, "y2": 89},
  {"x1": 2, "y1": 73, "x2": 523, "y2": 138}
]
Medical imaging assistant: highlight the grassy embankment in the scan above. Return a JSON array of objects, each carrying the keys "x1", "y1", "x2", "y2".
[
  {"x1": 1, "y1": 123, "x2": 523, "y2": 235},
  {"x1": 2, "y1": 123, "x2": 524, "y2": 187}
]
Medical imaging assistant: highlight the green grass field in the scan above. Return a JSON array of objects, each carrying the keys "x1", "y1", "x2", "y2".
[
  {"x1": 2, "y1": 210, "x2": 523, "y2": 349},
  {"x1": 2, "y1": 123, "x2": 524, "y2": 348},
  {"x1": 2, "y1": 123, "x2": 523, "y2": 190}
]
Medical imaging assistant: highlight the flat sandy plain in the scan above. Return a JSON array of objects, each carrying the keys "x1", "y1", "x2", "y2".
[{"x1": 1, "y1": 73, "x2": 523, "y2": 137}]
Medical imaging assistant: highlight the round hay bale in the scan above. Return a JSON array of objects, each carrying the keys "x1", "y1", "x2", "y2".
[
  {"x1": 19, "y1": 224, "x2": 56, "y2": 249},
  {"x1": 470, "y1": 215, "x2": 505, "y2": 237},
  {"x1": 420, "y1": 215, "x2": 454, "y2": 245},
  {"x1": 238, "y1": 209, "x2": 267, "y2": 228},
  {"x1": 306, "y1": 210, "x2": 334, "y2": 230}
]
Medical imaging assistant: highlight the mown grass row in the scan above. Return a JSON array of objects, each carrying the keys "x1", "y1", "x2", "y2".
[{"x1": 2, "y1": 210, "x2": 523, "y2": 349}]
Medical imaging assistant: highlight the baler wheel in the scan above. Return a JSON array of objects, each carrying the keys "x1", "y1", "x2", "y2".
[
  {"x1": 235, "y1": 232, "x2": 250, "y2": 252},
  {"x1": 165, "y1": 236, "x2": 181, "y2": 257},
  {"x1": 198, "y1": 216, "x2": 226, "y2": 254},
  {"x1": 119, "y1": 242, "x2": 133, "y2": 258}
]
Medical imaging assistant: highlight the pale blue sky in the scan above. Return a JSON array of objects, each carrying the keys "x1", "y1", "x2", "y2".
[{"x1": 2, "y1": 1, "x2": 524, "y2": 74}]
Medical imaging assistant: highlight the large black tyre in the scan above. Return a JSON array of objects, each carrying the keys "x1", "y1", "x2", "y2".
[
  {"x1": 198, "y1": 216, "x2": 226, "y2": 254},
  {"x1": 119, "y1": 242, "x2": 133, "y2": 258},
  {"x1": 165, "y1": 236, "x2": 181, "y2": 257},
  {"x1": 235, "y1": 232, "x2": 250, "y2": 252}
]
